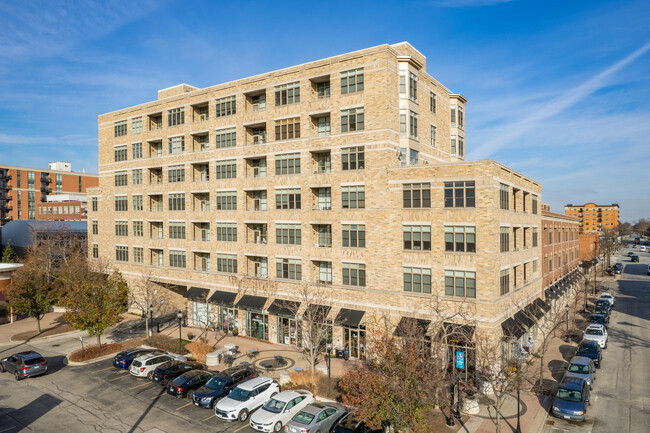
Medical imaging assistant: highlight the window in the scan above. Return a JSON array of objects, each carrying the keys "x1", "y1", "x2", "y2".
[
  {"x1": 168, "y1": 193, "x2": 185, "y2": 211},
  {"x1": 251, "y1": 93, "x2": 266, "y2": 111},
  {"x1": 342, "y1": 224, "x2": 365, "y2": 248},
  {"x1": 216, "y1": 127, "x2": 236, "y2": 148},
  {"x1": 548, "y1": 229, "x2": 553, "y2": 245},
  {"x1": 409, "y1": 111, "x2": 418, "y2": 139},
  {"x1": 275, "y1": 153, "x2": 301, "y2": 175},
  {"x1": 316, "y1": 152, "x2": 331, "y2": 173},
  {"x1": 399, "y1": 75, "x2": 406, "y2": 94},
  {"x1": 114, "y1": 145, "x2": 127, "y2": 162},
  {"x1": 430, "y1": 125, "x2": 436, "y2": 146},
  {"x1": 500, "y1": 184, "x2": 509, "y2": 210},
  {"x1": 169, "y1": 250, "x2": 186, "y2": 268},
  {"x1": 458, "y1": 137, "x2": 464, "y2": 157},
  {"x1": 317, "y1": 81, "x2": 330, "y2": 99},
  {"x1": 458, "y1": 106, "x2": 464, "y2": 128},
  {"x1": 341, "y1": 68, "x2": 364, "y2": 94},
  {"x1": 92, "y1": 197, "x2": 98, "y2": 212},
  {"x1": 408, "y1": 72, "x2": 417, "y2": 102},
  {"x1": 404, "y1": 267, "x2": 431, "y2": 293},
  {"x1": 132, "y1": 117, "x2": 142, "y2": 134},
  {"x1": 92, "y1": 220, "x2": 98, "y2": 235},
  {"x1": 276, "y1": 258, "x2": 301, "y2": 280},
  {"x1": 445, "y1": 226, "x2": 476, "y2": 252},
  {"x1": 92, "y1": 244, "x2": 98, "y2": 258},
  {"x1": 276, "y1": 223, "x2": 301, "y2": 245},
  {"x1": 316, "y1": 225, "x2": 332, "y2": 247},
  {"x1": 275, "y1": 118, "x2": 300, "y2": 141},
  {"x1": 134, "y1": 247, "x2": 143, "y2": 263},
  {"x1": 114, "y1": 120, "x2": 127, "y2": 137},
  {"x1": 215, "y1": 96, "x2": 236, "y2": 117},
  {"x1": 168, "y1": 136, "x2": 185, "y2": 154},
  {"x1": 168, "y1": 165, "x2": 185, "y2": 183},
  {"x1": 196, "y1": 135, "x2": 209, "y2": 152},
  {"x1": 275, "y1": 188, "x2": 301, "y2": 210},
  {"x1": 169, "y1": 222, "x2": 186, "y2": 239},
  {"x1": 27, "y1": 191, "x2": 35, "y2": 219},
  {"x1": 168, "y1": 108, "x2": 184, "y2": 126},
  {"x1": 116, "y1": 246, "x2": 128, "y2": 262},
  {"x1": 28, "y1": 171, "x2": 34, "y2": 189},
  {"x1": 317, "y1": 116, "x2": 331, "y2": 136},
  {"x1": 318, "y1": 262, "x2": 332, "y2": 284},
  {"x1": 341, "y1": 185, "x2": 365, "y2": 209},
  {"x1": 215, "y1": 160, "x2": 237, "y2": 179},
  {"x1": 444, "y1": 181, "x2": 475, "y2": 208},
  {"x1": 342, "y1": 263, "x2": 366, "y2": 286},
  {"x1": 532, "y1": 195, "x2": 538, "y2": 214},
  {"x1": 400, "y1": 110, "x2": 407, "y2": 137},
  {"x1": 450, "y1": 106, "x2": 457, "y2": 127},
  {"x1": 444, "y1": 271, "x2": 476, "y2": 298},
  {"x1": 275, "y1": 82, "x2": 300, "y2": 106},
  {"x1": 132, "y1": 142, "x2": 142, "y2": 159},
  {"x1": 216, "y1": 191, "x2": 237, "y2": 210},
  {"x1": 316, "y1": 188, "x2": 331, "y2": 210},
  {"x1": 55, "y1": 174, "x2": 62, "y2": 192},
  {"x1": 115, "y1": 221, "x2": 128, "y2": 236},
  {"x1": 451, "y1": 136, "x2": 457, "y2": 155},
  {"x1": 500, "y1": 227, "x2": 510, "y2": 252},
  {"x1": 341, "y1": 146, "x2": 365, "y2": 170},
  {"x1": 114, "y1": 196, "x2": 128, "y2": 212},
  {"x1": 133, "y1": 195, "x2": 143, "y2": 211},
  {"x1": 132, "y1": 169, "x2": 143, "y2": 185},
  {"x1": 133, "y1": 221, "x2": 143, "y2": 237},
  {"x1": 430, "y1": 93, "x2": 436, "y2": 112},
  {"x1": 500, "y1": 269, "x2": 510, "y2": 295},
  {"x1": 402, "y1": 225, "x2": 430, "y2": 250},
  {"x1": 195, "y1": 223, "x2": 210, "y2": 241},
  {"x1": 533, "y1": 259, "x2": 538, "y2": 275},
  {"x1": 341, "y1": 107, "x2": 364, "y2": 132},
  {"x1": 217, "y1": 222, "x2": 237, "y2": 242},
  {"x1": 403, "y1": 183, "x2": 431, "y2": 208},
  {"x1": 114, "y1": 171, "x2": 128, "y2": 187},
  {"x1": 410, "y1": 149, "x2": 419, "y2": 165}
]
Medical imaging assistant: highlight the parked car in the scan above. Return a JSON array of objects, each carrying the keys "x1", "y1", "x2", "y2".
[
  {"x1": 331, "y1": 412, "x2": 389, "y2": 433},
  {"x1": 130, "y1": 353, "x2": 179, "y2": 379},
  {"x1": 215, "y1": 376, "x2": 280, "y2": 422},
  {"x1": 594, "y1": 299, "x2": 611, "y2": 313},
  {"x1": 583, "y1": 324, "x2": 608, "y2": 349},
  {"x1": 631, "y1": 255, "x2": 639, "y2": 262},
  {"x1": 627, "y1": 251, "x2": 634, "y2": 256},
  {"x1": 285, "y1": 402, "x2": 347, "y2": 433},
  {"x1": 565, "y1": 356, "x2": 596, "y2": 389},
  {"x1": 576, "y1": 340, "x2": 602, "y2": 368},
  {"x1": 552, "y1": 376, "x2": 590, "y2": 421},
  {"x1": 193, "y1": 365, "x2": 258, "y2": 409},
  {"x1": 588, "y1": 314, "x2": 608, "y2": 328},
  {"x1": 249, "y1": 389, "x2": 314, "y2": 432},
  {"x1": 613, "y1": 263, "x2": 623, "y2": 274},
  {"x1": 599, "y1": 293, "x2": 615, "y2": 307},
  {"x1": 640, "y1": 246, "x2": 647, "y2": 252},
  {"x1": 152, "y1": 360, "x2": 204, "y2": 385},
  {"x1": 0, "y1": 351, "x2": 47, "y2": 380},
  {"x1": 166, "y1": 370, "x2": 214, "y2": 399},
  {"x1": 113, "y1": 348, "x2": 163, "y2": 370}
]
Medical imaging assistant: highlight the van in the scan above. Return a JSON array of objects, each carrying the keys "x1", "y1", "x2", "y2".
[{"x1": 640, "y1": 246, "x2": 647, "y2": 252}]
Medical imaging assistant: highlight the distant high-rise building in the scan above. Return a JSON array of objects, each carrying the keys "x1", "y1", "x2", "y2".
[{"x1": 564, "y1": 203, "x2": 619, "y2": 234}]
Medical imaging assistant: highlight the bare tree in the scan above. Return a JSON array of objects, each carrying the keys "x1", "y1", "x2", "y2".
[{"x1": 129, "y1": 270, "x2": 172, "y2": 337}]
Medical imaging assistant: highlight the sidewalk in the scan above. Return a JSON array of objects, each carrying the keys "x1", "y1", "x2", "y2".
[{"x1": 0, "y1": 311, "x2": 69, "y2": 344}]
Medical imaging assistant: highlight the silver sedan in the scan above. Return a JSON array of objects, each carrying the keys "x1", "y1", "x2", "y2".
[{"x1": 285, "y1": 402, "x2": 346, "y2": 433}]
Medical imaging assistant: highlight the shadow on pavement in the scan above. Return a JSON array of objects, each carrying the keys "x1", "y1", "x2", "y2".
[{"x1": 0, "y1": 393, "x2": 63, "y2": 432}]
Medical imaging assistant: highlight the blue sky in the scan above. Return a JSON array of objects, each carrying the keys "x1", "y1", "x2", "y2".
[{"x1": 1, "y1": 0, "x2": 649, "y2": 222}]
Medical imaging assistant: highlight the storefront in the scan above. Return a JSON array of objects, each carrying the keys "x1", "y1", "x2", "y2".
[
  {"x1": 208, "y1": 290, "x2": 238, "y2": 331},
  {"x1": 336, "y1": 308, "x2": 366, "y2": 359},
  {"x1": 183, "y1": 286, "x2": 210, "y2": 327},
  {"x1": 237, "y1": 295, "x2": 269, "y2": 341},
  {"x1": 268, "y1": 300, "x2": 301, "y2": 345},
  {"x1": 442, "y1": 323, "x2": 475, "y2": 382}
]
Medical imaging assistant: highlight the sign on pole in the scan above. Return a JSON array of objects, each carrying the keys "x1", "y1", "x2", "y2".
[{"x1": 455, "y1": 350, "x2": 465, "y2": 370}]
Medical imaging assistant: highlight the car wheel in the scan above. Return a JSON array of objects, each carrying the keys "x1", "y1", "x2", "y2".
[
  {"x1": 0, "y1": 363, "x2": 4, "y2": 373},
  {"x1": 238, "y1": 409, "x2": 249, "y2": 422},
  {"x1": 187, "y1": 390, "x2": 194, "y2": 400},
  {"x1": 147, "y1": 371, "x2": 153, "y2": 380},
  {"x1": 14, "y1": 371, "x2": 22, "y2": 381},
  {"x1": 274, "y1": 421, "x2": 283, "y2": 432}
]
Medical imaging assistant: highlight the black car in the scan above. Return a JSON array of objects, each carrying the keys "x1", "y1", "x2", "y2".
[
  {"x1": 192, "y1": 365, "x2": 258, "y2": 408},
  {"x1": 588, "y1": 314, "x2": 608, "y2": 328},
  {"x1": 0, "y1": 351, "x2": 48, "y2": 380},
  {"x1": 331, "y1": 412, "x2": 389, "y2": 433},
  {"x1": 152, "y1": 360, "x2": 204, "y2": 385},
  {"x1": 593, "y1": 305, "x2": 611, "y2": 323},
  {"x1": 113, "y1": 348, "x2": 163, "y2": 370},
  {"x1": 576, "y1": 340, "x2": 602, "y2": 368},
  {"x1": 167, "y1": 370, "x2": 214, "y2": 399}
]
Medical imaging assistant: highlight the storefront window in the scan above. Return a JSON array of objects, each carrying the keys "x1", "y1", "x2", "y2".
[
  {"x1": 192, "y1": 302, "x2": 210, "y2": 327},
  {"x1": 344, "y1": 325, "x2": 366, "y2": 359},
  {"x1": 218, "y1": 307, "x2": 238, "y2": 331},
  {"x1": 278, "y1": 317, "x2": 299, "y2": 345},
  {"x1": 247, "y1": 311, "x2": 268, "y2": 340}
]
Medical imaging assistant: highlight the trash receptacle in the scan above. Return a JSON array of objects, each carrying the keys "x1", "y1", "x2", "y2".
[
  {"x1": 343, "y1": 349, "x2": 349, "y2": 360},
  {"x1": 335, "y1": 347, "x2": 344, "y2": 358}
]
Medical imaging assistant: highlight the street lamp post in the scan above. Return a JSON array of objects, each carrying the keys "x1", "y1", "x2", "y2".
[
  {"x1": 148, "y1": 304, "x2": 153, "y2": 337},
  {"x1": 177, "y1": 310, "x2": 183, "y2": 352},
  {"x1": 565, "y1": 304, "x2": 570, "y2": 341},
  {"x1": 515, "y1": 368, "x2": 522, "y2": 433}
]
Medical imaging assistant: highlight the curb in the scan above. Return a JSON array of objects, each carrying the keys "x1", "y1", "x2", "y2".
[
  {"x1": 0, "y1": 329, "x2": 88, "y2": 346},
  {"x1": 67, "y1": 351, "x2": 120, "y2": 366}
]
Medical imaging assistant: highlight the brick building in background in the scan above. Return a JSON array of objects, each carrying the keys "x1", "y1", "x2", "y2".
[
  {"x1": 564, "y1": 202, "x2": 619, "y2": 234},
  {"x1": 541, "y1": 204, "x2": 580, "y2": 300}
]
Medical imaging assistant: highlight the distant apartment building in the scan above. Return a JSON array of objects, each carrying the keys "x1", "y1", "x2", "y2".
[
  {"x1": 541, "y1": 204, "x2": 580, "y2": 301},
  {"x1": 0, "y1": 162, "x2": 98, "y2": 226},
  {"x1": 565, "y1": 203, "x2": 619, "y2": 234},
  {"x1": 91, "y1": 42, "x2": 552, "y2": 366},
  {"x1": 578, "y1": 233, "x2": 600, "y2": 261}
]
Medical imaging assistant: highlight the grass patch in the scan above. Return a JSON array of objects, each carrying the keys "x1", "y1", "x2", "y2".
[
  {"x1": 144, "y1": 334, "x2": 190, "y2": 354},
  {"x1": 69, "y1": 338, "x2": 146, "y2": 362},
  {"x1": 283, "y1": 370, "x2": 342, "y2": 401},
  {"x1": 186, "y1": 341, "x2": 214, "y2": 363},
  {"x1": 12, "y1": 324, "x2": 76, "y2": 341}
]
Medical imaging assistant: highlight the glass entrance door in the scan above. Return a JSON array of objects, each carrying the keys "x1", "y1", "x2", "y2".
[
  {"x1": 219, "y1": 307, "x2": 238, "y2": 331},
  {"x1": 277, "y1": 317, "x2": 298, "y2": 345},
  {"x1": 247, "y1": 312, "x2": 268, "y2": 340},
  {"x1": 344, "y1": 326, "x2": 366, "y2": 359}
]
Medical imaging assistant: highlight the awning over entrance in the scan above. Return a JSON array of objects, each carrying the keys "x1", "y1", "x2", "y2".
[
  {"x1": 183, "y1": 286, "x2": 209, "y2": 301},
  {"x1": 267, "y1": 300, "x2": 300, "y2": 317},
  {"x1": 501, "y1": 317, "x2": 526, "y2": 339},
  {"x1": 335, "y1": 309, "x2": 365, "y2": 328},
  {"x1": 545, "y1": 287, "x2": 559, "y2": 300},
  {"x1": 514, "y1": 309, "x2": 536, "y2": 329},
  {"x1": 208, "y1": 290, "x2": 237, "y2": 306},
  {"x1": 441, "y1": 322, "x2": 475, "y2": 341},
  {"x1": 535, "y1": 297, "x2": 551, "y2": 312},
  {"x1": 526, "y1": 301, "x2": 545, "y2": 319},
  {"x1": 236, "y1": 295, "x2": 267, "y2": 310},
  {"x1": 306, "y1": 304, "x2": 332, "y2": 320},
  {"x1": 394, "y1": 317, "x2": 431, "y2": 337}
]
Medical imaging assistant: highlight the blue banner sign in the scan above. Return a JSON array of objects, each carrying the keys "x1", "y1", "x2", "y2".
[{"x1": 455, "y1": 350, "x2": 465, "y2": 369}]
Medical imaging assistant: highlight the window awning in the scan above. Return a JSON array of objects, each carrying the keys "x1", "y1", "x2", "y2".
[
  {"x1": 527, "y1": 300, "x2": 545, "y2": 319},
  {"x1": 515, "y1": 310, "x2": 536, "y2": 329},
  {"x1": 183, "y1": 286, "x2": 209, "y2": 301},
  {"x1": 441, "y1": 322, "x2": 475, "y2": 341},
  {"x1": 501, "y1": 317, "x2": 525, "y2": 339},
  {"x1": 208, "y1": 290, "x2": 237, "y2": 307},
  {"x1": 545, "y1": 288, "x2": 558, "y2": 300},
  {"x1": 236, "y1": 295, "x2": 267, "y2": 310},
  {"x1": 534, "y1": 297, "x2": 551, "y2": 312},
  {"x1": 267, "y1": 300, "x2": 300, "y2": 317},
  {"x1": 305, "y1": 304, "x2": 332, "y2": 321},
  {"x1": 335, "y1": 309, "x2": 365, "y2": 328},
  {"x1": 394, "y1": 317, "x2": 431, "y2": 337}
]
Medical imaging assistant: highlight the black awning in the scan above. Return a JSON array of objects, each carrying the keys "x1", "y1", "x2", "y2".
[
  {"x1": 545, "y1": 288, "x2": 558, "y2": 300},
  {"x1": 236, "y1": 295, "x2": 267, "y2": 310},
  {"x1": 394, "y1": 317, "x2": 431, "y2": 337},
  {"x1": 335, "y1": 309, "x2": 365, "y2": 328},
  {"x1": 208, "y1": 290, "x2": 237, "y2": 307},
  {"x1": 501, "y1": 317, "x2": 525, "y2": 339},
  {"x1": 515, "y1": 309, "x2": 536, "y2": 329},
  {"x1": 306, "y1": 304, "x2": 332, "y2": 320},
  {"x1": 535, "y1": 297, "x2": 551, "y2": 312},
  {"x1": 442, "y1": 322, "x2": 475, "y2": 341},
  {"x1": 526, "y1": 302, "x2": 545, "y2": 319},
  {"x1": 268, "y1": 300, "x2": 300, "y2": 317},
  {"x1": 184, "y1": 286, "x2": 209, "y2": 301}
]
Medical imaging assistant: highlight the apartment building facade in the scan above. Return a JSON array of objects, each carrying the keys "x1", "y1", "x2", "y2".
[
  {"x1": 90, "y1": 43, "x2": 545, "y2": 363},
  {"x1": 541, "y1": 205, "x2": 580, "y2": 300},
  {"x1": 565, "y1": 203, "x2": 619, "y2": 234}
]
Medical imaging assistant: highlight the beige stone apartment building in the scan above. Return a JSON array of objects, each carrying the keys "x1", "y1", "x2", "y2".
[{"x1": 90, "y1": 42, "x2": 547, "y2": 367}]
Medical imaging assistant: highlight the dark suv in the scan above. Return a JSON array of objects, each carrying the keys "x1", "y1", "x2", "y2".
[
  {"x1": 152, "y1": 360, "x2": 204, "y2": 385},
  {"x1": 576, "y1": 340, "x2": 602, "y2": 368},
  {"x1": 192, "y1": 365, "x2": 257, "y2": 408},
  {"x1": 0, "y1": 351, "x2": 48, "y2": 380}
]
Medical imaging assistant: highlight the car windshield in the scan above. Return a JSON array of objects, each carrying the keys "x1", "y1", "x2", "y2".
[
  {"x1": 291, "y1": 411, "x2": 315, "y2": 425},
  {"x1": 594, "y1": 308, "x2": 607, "y2": 314},
  {"x1": 579, "y1": 345, "x2": 597, "y2": 354},
  {"x1": 557, "y1": 388, "x2": 583, "y2": 402},
  {"x1": 229, "y1": 387, "x2": 251, "y2": 401},
  {"x1": 586, "y1": 329, "x2": 603, "y2": 336},
  {"x1": 205, "y1": 376, "x2": 228, "y2": 390},
  {"x1": 24, "y1": 357, "x2": 45, "y2": 365},
  {"x1": 263, "y1": 398, "x2": 286, "y2": 414},
  {"x1": 568, "y1": 364, "x2": 589, "y2": 374},
  {"x1": 172, "y1": 375, "x2": 192, "y2": 385},
  {"x1": 601, "y1": 295, "x2": 612, "y2": 299},
  {"x1": 132, "y1": 360, "x2": 141, "y2": 367}
]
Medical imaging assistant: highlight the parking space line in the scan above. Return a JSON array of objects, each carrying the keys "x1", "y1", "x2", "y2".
[
  {"x1": 109, "y1": 375, "x2": 127, "y2": 382},
  {"x1": 203, "y1": 414, "x2": 215, "y2": 421},
  {"x1": 234, "y1": 425, "x2": 249, "y2": 432},
  {"x1": 176, "y1": 402, "x2": 193, "y2": 410},
  {"x1": 129, "y1": 382, "x2": 152, "y2": 390},
  {"x1": 0, "y1": 427, "x2": 17, "y2": 433},
  {"x1": 92, "y1": 366, "x2": 115, "y2": 373}
]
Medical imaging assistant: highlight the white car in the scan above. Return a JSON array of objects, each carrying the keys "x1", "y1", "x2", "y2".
[
  {"x1": 599, "y1": 292, "x2": 615, "y2": 307},
  {"x1": 215, "y1": 376, "x2": 280, "y2": 422},
  {"x1": 583, "y1": 324, "x2": 608, "y2": 349},
  {"x1": 130, "y1": 353, "x2": 177, "y2": 379},
  {"x1": 249, "y1": 389, "x2": 314, "y2": 432}
]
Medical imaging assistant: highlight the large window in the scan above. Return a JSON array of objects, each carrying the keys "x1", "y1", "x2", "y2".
[
  {"x1": 444, "y1": 181, "x2": 475, "y2": 208},
  {"x1": 55, "y1": 174, "x2": 62, "y2": 192},
  {"x1": 115, "y1": 246, "x2": 128, "y2": 261},
  {"x1": 134, "y1": 247, "x2": 143, "y2": 263},
  {"x1": 169, "y1": 250, "x2": 186, "y2": 268},
  {"x1": 132, "y1": 195, "x2": 143, "y2": 211},
  {"x1": 444, "y1": 271, "x2": 476, "y2": 298},
  {"x1": 342, "y1": 263, "x2": 366, "y2": 286},
  {"x1": 114, "y1": 196, "x2": 128, "y2": 212},
  {"x1": 409, "y1": 111, "x2": 418, "y2": 139},
  {"x1": 91, "y1": 197, "x2": 98, "y2": 212},
  {"x1": 275, "y1": 153, "x2": 301, "y2": 175},
  {"x1": 500, "y1": 227, "x2": 509, "y2": 252},
  {"x1": 114, "y1": 145, "x2": 127, "y2": 162},
  {"x1": 92, "y1": 220, "x2": 98, "y2": 235},
  {"x1": 168, "y1": 108, "x2": 184, "y2": 126},
  {"x1": 114, "y1": 120, "x2": 127, "y2": 137},
  {"x1": 430, "y1": 125, "x2": 436, "y2": 147},
  {"x1": 92, "y1": 244, "x2": 98, "y2": 258},
  {"x1": 168, "y1": 136, "x2": 185, "y2": 154},
  {"x1": 215, "y1": 96, "x2": 236, "y2": 117},
  {"x1": 275, "y1": 118, "x2": 300, "y2": 141},
  {"x1": 532, "y1": 195, "x2": 538, "y2": 214},
  {"x1": 342, "y1": 224, "x2": 365, "y2": 248},
  {"x1": 216, "y1": 191, "x2": 237, "y2": 210},
  {"x1": 132, "y1": 169, "x2": 143, "y2": 185},
  {"x1": 168, "y1": 193, "x2": 185, "y2": 211},
  {"x1": 133, "y1": 221, "x2": 143, "y2": 237},
  {"x1": 115, "y1": 221, "x2": 128, "y2": 237},
  {"x1": 169, "y1": 222, "x2": 186, "y2": 239},
  {"x1": 275, "y1": 82, "x2": 300, "y2": 106},
  {"x1": 404, "y1": 267, "x2": 431, "y2": 293},
  {"x1": 215, "y1": 160, "x2": 237, "y2": 179},
  {"x1": 114, "y1": 171, "x2": 128, "y2": 186},
  {"x1": 341, "y1": 68, "x2": 364, "y2": 94},
  {"x1": 132, "y1": 117, "x2": 142, "y2": 134},
  {"x1": 341, "y1": 185, "x2": 365, "y2": 209},
  {"x1": 445, "y1": 226, "x2": 476, "y2": 252},
  {"x1": 217, "y1": 254, "x2": 237, "y2": 273},
  {"x1": 403, "y1": 225, "x2": 431, "y2": 251},
  {"x1": 533, "y1": 228, "x2": 538, "y2": 247},
  {"x1": 341, "y1": 107, "x2": 364, "y2": 132},
  {"x1": 168, "y1": 165, "x2": 185, "y2": 183},
  {"x1": 403, "y1": 183, "x2": 431, "y2": 208},
  {"x1": 341, "y1": 146, "x2": 364, "y2": 170},
  {"x1": 408, "y1": 72, "x2": 418, "y2": 102},
  {"x1": 275, "y1": 188, "x2": 301, "y2": 210},
  {"x1": 430, "y1": 93, "x2": 436, "y2": 112},
  {"x1": 216, "y1": 222, "x2": 237, "y2": 241},
  {"x1": 500, "y1": 184, "x2": 509, "y2": 210},
  {"x1": 500, "y1": 269, "x2": 510, "y2": 296},
  {"x1": 215, "y1": 127, "x2": 236, "y2": 148},
  {"x1": 276, "y1": 258, "x2": 301, "y2": 280},
  {"x1": 276, "y1": 223, "x2": 301, "y2": 245},
  {"x1": 317, "y1": 116, "x2": 331, "y2": 136}
]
